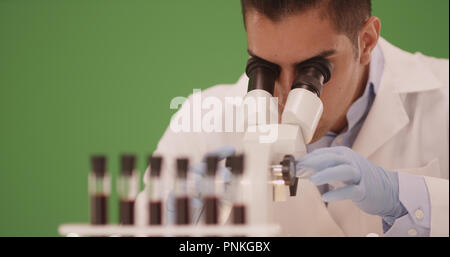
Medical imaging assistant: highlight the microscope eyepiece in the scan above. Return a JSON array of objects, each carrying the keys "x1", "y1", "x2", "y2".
[
  {"x1": 245, "y1": 56, "x2": 280, "y2": 95},
  {"x1": 291, "y1": 57, "x2": 333, "y2": 97}
]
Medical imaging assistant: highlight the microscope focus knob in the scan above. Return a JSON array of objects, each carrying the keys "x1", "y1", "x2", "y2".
[{"x1": 281, "y1": 155, "x2": 299, "y2": 196}]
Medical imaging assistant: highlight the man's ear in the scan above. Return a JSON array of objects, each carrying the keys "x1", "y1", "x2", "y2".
[{"x1": 358, "y1": 16, "x2": 381, "y2": 66}]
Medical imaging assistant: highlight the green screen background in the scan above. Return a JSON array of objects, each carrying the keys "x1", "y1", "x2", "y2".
[{"x1": 0, "y1": 0, "x2": 448, "y2": 236}]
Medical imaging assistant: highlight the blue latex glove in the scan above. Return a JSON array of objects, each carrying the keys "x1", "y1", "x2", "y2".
[
  {"x1": 297, "y1": 146, "x2": 408, "y2": 225},
  {"x1": 166, "y1": 145, "x2": 235, "y2": 224}
]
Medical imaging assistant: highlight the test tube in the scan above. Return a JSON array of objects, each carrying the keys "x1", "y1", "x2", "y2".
[
  {"x1": 175, "y1": 158, "x2": 190, "y2": 225},
  {"x1": 229, "y1": 154, "x2": 246, "y2": 225},
  {"x1": 204, "y1": 156, "x2": 219, "y2": 225},
  {"x1": 89, "y1": 155, "x2": 110, "y2": 225},
  {"x1": 117, "y1": 154, "x2": 139, "y2": 225},
  {"x1": 148, "y1": 156, "x2": 163, "y2": 225}
]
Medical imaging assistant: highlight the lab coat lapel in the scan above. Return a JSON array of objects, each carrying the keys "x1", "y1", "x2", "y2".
[{"x1": 352, "y1": 59, "x2": 409, "y2": 159}]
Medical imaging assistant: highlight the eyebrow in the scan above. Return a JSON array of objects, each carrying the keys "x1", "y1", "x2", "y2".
[{"x1": 247, "y1": 48, "x2": 336, "y2": 67}]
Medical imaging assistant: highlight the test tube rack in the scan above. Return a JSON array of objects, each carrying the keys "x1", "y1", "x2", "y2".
[{"x1": 59, "y1": 152, "x2": 282, "y2": 237}]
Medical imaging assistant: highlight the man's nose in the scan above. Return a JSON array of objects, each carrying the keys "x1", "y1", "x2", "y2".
[{"x1": 274, "y1": 67, "x2": 296, "y2": 102}]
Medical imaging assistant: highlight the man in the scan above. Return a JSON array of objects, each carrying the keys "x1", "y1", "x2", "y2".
[{"x1": 137, "y1": 0, "x2": 449, "y2": 236}]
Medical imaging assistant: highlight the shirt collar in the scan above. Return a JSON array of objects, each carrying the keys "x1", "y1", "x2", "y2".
[{"x1": 344, "y1": 44, "x2": 385, "y2": 131}]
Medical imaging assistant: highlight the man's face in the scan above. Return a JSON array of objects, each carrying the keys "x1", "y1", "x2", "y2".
[{"x1": 245, "y1": 9, "x2": 366, "y2": 143}]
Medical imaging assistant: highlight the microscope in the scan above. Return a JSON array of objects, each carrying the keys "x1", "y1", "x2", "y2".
[{"x1": 239, "y1": 55, "x2": 333, "y2": 230}]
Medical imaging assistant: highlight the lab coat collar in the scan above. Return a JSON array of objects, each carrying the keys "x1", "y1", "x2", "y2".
[
  {"x1": 352, "y1": 37, "x2": 443, "y2": 158},
  {"x1": 377, "y1": 37, "x2": 444, "y2": 93}
]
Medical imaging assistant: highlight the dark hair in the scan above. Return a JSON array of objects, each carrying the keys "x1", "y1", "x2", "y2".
[{"x1": 241, "y1": 0, "x2": 371, "y2": 49}]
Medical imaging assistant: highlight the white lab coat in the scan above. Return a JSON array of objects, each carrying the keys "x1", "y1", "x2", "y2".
[{"x1": 137, "y1": 37, "x2": 449, "y2": 236}]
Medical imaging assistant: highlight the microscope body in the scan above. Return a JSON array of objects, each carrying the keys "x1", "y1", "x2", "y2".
[
  {"x1": 240, "y1": 56, "x2": 332, "y2": 230},
  {"x1": 242, "y1": 87, "x2": 323, "y2": 199}
]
